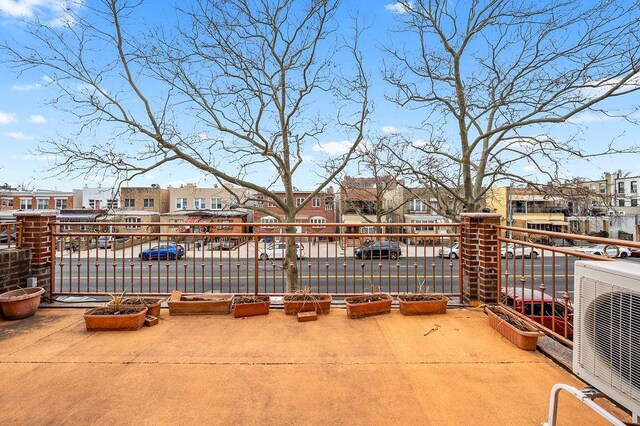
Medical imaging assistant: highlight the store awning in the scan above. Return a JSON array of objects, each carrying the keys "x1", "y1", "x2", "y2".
[
  {"x1": 186, "y1": 217, "x2": 202, "y2": 223},
  {"x1": 58, "y1": 213, "x2": 102, "y2": 222}
]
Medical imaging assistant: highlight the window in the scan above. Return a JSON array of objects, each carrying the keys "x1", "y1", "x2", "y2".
[
  {"x1": 312, "y1": 197, "x2": 321, "y2": 208},
  {"x1": 409, "y1": 199, "x2": 427, "y2": 212},
  {"x1": 194, "y1": 198, "x2": 206, "y2": 209},
  {"x1": 143, "y1": 198, "x2": 155, "y2": 208},
  {"x1": 310, "y1": 216, "x2": 326, "y2": 224},
  {"x1": 124, "y1": 198, "x2": 135, "y2": 208},
  {"x1": 210, "y1": 198, "x2": 222, "y2": 210},
  {"x1": 324, "y1": 198, "x2": 334, "y2": 211},
  {"x1": 89, "y1": 199, "x2": 100, "y2": 209},
  {"x1": 631, "y1": 199, "x2": 638, "y2": 207},
  {"x1": 176, "y1": 198, "x2": 187, "y2": 210},
  {"x1": 55, "y1": 199, "x2": 67, "y2": 210},
  {"x1": 631, "y1": 181, "x2": 637, "y2": 194},
  {"x1": 268, "y1": 200, "x2": 276, "y2": 207},
  {"x1": 20, "y1": 198, "x2": 32, "y2": 209},
  {"x1": 599, "y1": 183, "x2": 606, "y2": 194},
  {"x1": 124, "y1": 217, "x2": 141, "y2": 229},
  {"x1": 107, "y1": 199, "x2": 118, "y2": 209},
  {"x1": 296, "y1": 197, "x2": 304, "y2": 207},
  {"x1": 261, "y1": 216, "x2": 277, "y2": 224},
  {"x1": 618, "y1": 182, "x2": 625, "y2": 193},
  {"x1": 619, "y1": 199, "x2": 625, "y2": 207},
  {"x1": 36, "y1": 199, "x2": 48, "y2": 209},
  {"x1": 1, "y1": 198, "x2": 13, "y2": 208}
]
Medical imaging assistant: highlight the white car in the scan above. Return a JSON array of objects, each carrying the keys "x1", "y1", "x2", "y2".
[
  {"x1": 438, "y1": 243, "x2": 459, "y2": 259},
  {"x1": 258, "y1": 242, "x2": 305, "y2": 260},
  {"x1": 501, "y1": 243, "x2": 539, "y2": 259},
  {"x1": 574, "y1": 244, "x2": 630, "y2": 258}
]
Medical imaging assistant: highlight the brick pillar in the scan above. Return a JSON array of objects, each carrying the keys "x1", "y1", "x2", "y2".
[
  {"x1": 460, "y1": 213, "x2": 501, "y2": 306},
  {"x1": 14, "y1": 211, "x2": 57, "y2": 296}
]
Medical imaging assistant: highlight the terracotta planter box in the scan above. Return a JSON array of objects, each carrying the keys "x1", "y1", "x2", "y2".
[
  {"x1": 83, "y1": 306, "x2": 148, "y2": 331},
  {"x1": 283, "y1": 294, "x2": 332, "y2": 315},
  {"x1": 345, "y1": 294, "x2": 392, "y2": 319},
  {"x1": 111, "y1": 297, "x2": 164, "y2": 318},
  {"x1": 0, "y1": 287, "x2": 45, "y2": 320},
  {"x1": 398, "y1": 295, "x2": 448, "y2": 316},
  {"x1": 168, "y1": 291, "x2": 233, "y2": 315},
  {"x1": 486, "y1": 305, "x2": 543, "y2": 350},
  {"x1": 233, "y1": 296, "x2": 271, "y2": 318}
]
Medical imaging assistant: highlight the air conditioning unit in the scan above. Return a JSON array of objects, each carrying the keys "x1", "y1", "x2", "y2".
[
  {"x1": 607, "y1": 210, "x2": 615, "y2": 216},
  {"x1": 618, "y1": 211, "x2": 626, "y2": 216},
  {"x1": 573, "y1": 261, "x2": 640, "y2": 418}
]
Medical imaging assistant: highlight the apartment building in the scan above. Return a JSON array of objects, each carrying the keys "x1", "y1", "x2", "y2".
[
  {"x1": 607, "y1": 172, "x2": 640, "y2": 241},
  {"x1": 337, "y1": 176, "x2": 403, "y2": 233},
  {"x1": 120, "y1": 185, "x2": 169, "y2": 213},
  {"x1": 252, "y1": 188, "x2": 336, "y2": 239},
  {"x1": 0, "y1": 186, "x2": 73, "y2": 211},
  {"x1": 73, "y1": 186, "x2": 119, "y2": 210}
]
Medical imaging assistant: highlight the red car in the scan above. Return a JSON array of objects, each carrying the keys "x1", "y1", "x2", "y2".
[
  {"x1": 501, "y1": 287, "x2": 573, "y2": 339},
  {"x1": 629, "y1": 247, "x2": 640, "y2": 257}
]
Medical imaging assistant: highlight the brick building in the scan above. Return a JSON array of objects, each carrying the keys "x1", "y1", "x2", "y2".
[
  {"x1": 119, "y1": 185, "x2": 170, "y2": 213},
  {"x1": 0, "y1": 186, "x2": 73, "y2": 211}
]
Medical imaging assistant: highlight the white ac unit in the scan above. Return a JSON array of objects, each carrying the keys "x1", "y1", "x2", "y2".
[
  {"x1": 573, "y1": 261, "x2": 640, "y2": 417},
  {"x1": 619, "y1": 211, "x2": 627, "y2": 216}
]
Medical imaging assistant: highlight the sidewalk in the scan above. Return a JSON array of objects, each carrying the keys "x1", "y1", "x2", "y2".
[{"x1": 0, "y1": 307, "x2": 629, "y2": 425}]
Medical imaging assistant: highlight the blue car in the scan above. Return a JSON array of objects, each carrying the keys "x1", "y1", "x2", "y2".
[{"x1": 139, "y1": 244, "x2": 185, "y2": 260}]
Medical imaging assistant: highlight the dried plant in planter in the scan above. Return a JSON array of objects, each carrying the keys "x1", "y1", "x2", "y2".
[
  {"x1": 283, "y1": 287, "x2": 332, "y2": 315},
  {"x1": 168, "y1": 291, "x2": 233, "y2": 315},
  {"x1": 398, "y1": 280, "x2": 448, "y2": 316},
  {"x1": 344, "y1": 280, "x2": 392, "y2": 319},
  {"x1": 83, "y1": 290, "x2": 148, "y2": 331},
  {"x1": 485, "y1": 305, "x2": 543, "y2": 350},
  {"x1": 233, "y1": 295, "x2": 271, "y2": 318}
]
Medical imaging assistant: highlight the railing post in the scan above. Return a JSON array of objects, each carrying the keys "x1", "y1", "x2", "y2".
[
  {"x1": 460, "y1": 213, "x2": 501, "y2": 306},
  {"x1": 14, "y1": 211, "x2": 57, "y2": 297},
  {"x1": 253, "y1": 234, "x2": 259, "y2": 295}
]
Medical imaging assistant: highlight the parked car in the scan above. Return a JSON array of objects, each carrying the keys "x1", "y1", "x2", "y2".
[
  {"x1": 438, "y1": 243, "x2": 459, "y2": 259},
  {"x1": 501, "y1": 243, "x2": 539, "y2": 259},
  {"x1": 354, "y1": 241, "x2": 401, "y2": 260},
  {"x1": 139, "y1": 244, "x2": 185, "y2": 260},
  {"x1": 210, "y1": 240, "x2": 236, "y2": 251},
  {"x1": 574, "y1": 244, "x2": 630, "y2": 258},
  {"x1": 0, "y1": 231, "x2": 17, "y2": 243},
  {"x1": 97, "y1": 236, "x2": 113, "y2": 249},
  {"x1": 629, "y1": 247, "x2": 640, "y2": 258},
  {"x1": 258, "y1": 242, "x2": 304, "y2": 260},
  {"x1": 501, "y1": 287, "x2": 574, "y2": 339}
]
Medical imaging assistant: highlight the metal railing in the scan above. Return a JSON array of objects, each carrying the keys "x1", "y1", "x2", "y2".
[
  {"x1": 51, "y1": 222, "x2": 462, "y2": 300},
  {"x1": 497, "y1": 225, "x2": 640, "y2": 347},
  {"x1": 0, "y1": 221, "x2": 21, "y2": 249}
]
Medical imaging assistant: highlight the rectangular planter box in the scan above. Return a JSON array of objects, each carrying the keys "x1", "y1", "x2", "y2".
[
  {"x1": 233, "y1": 296, "x2": 271, "y2": 318},
  {"x1": 84, "y1": 307, "x2": 148, "y2": 331},
  {"x1": 486, "y1": 305, "x2": 543, "y2": 350},
  {"x1": 283, "y1": 294, "x2": 332, "y2": 315},
  {"x1": 398, "y1": 295, "x2": 448, "y2": 315},
  {"x1": 168, "y1": 291, "x2": 233, "y2": 315},
  {"x1": 345, "y1": 294, "x2": 392, "y2": 319}
]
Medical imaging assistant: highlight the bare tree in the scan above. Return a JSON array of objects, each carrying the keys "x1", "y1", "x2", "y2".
[
  {"x1": 383, "y1": 0, "x2": 640, "y2": 214},
  {"x1": 2, "y1": 0, "x2": 369, "y2": 291}
]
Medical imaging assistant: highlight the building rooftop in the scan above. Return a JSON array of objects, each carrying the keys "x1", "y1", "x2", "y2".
[{"x1": 0, "y1": 307, "x2": 629, "y2": 424}]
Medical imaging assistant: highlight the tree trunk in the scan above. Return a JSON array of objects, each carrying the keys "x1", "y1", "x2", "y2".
[{"x1": 283, "y1": 219, "x2": 299, "y2": 292}]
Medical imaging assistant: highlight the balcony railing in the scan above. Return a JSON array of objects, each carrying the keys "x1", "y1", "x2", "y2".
[{"x1": 50, "y1": 222, "x2": 463, "y2": 301}]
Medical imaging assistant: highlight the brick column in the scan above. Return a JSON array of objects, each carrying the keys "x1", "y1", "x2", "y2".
[
  {"x1": 14, "y1": 211, "x2": 57, "y2": 296},
  {"x1": 460, "y1": 213, "x2": 501, "y2": 306}
]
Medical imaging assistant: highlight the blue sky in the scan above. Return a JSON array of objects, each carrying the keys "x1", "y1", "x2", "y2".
[{"x1": 0, "y1": 0, "x2": 638, "y2": 192}]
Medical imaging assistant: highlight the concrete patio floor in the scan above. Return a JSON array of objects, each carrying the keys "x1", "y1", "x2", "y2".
[{"x1": 0, "y1": 307, "x2": 630, "y2": 425}]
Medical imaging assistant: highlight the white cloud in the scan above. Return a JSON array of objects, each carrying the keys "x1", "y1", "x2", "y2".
[
  {"x1": 12, "y1": 82, "x2": 41, "y2": 91},
  {"x1": 0, "y1": 111, "x2": 17, "y2": 125},
  {"x1": 7, "y1": 132, "x2": 34, "y2": 140},
  {"x1": 312, "y1": 140, "x2": 353, "y2": 156},
  {"x1": 568, "y1": 111, "x2": 618, "y2": 124},
  {"x1": 0, "y1": 0, "x2": 84, "y2": 27},
  {"x1": 29, "y1": 114, "x2": 47, "y2": 124},
  {"x1": 385, "y1": 1, "x2": 413, "y2": 14},
  {"x1": 381, "y1": 125, "x2": 407, "y2": 134},
  {"x1": 198, "y1": 133, "x2": 209, "y2": 141}
]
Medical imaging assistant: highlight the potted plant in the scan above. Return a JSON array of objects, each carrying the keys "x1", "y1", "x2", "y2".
[
  {"x1": 110, "y1": 296, "x2": 165, "y2": 317},
  {"x1": 344, "y1": 281, "x2": 392, "y2": 319},
  {"x1": 233, "y1": 295, "x2": 271, "y2": 318},
  {"x1": 167, "y1": 291, "x2": 233, "y2": 315},
  {"x1": 83, "y1": 292, "x2": 147, "y2": 331},
  {"x1": 0, "y1": 287, "x2": 45, "y2": 320},
  {"x1": 283, "y1": 287, "x2": 332, "y2": 315},
  {"x1": 397, "y1": 281, "x2": 448, "y2": 315},
  {"x1": 485, "y1": 305, "x2": 544, "y2": 350}
]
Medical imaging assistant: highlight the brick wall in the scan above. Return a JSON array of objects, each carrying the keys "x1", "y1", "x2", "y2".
[
  {"x1": 13, "y1": 212, "x2": 56, "y2": 295},
  {"x1": 460, "y1": 213, "x2": 501, "y2": 305},
  {"x1": 0, "y1": 249, "x2": 32, "y2": 293}
]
